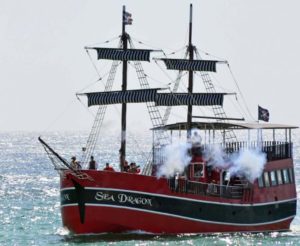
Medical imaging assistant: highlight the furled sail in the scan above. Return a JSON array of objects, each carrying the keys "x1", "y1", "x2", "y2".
[
  {"x1": 93, "y1": 48, "x2": 153, "y2": 61},
  {"x1": 155, "y1": 93, "x2": 224, "y2": 106},
  {"x1": 160, "y1": 58, "x2": 221, "y2": 72},
  {"x1": 85, "y1": 89, "x2": 225, "y2": 107},
  {"x1": 86, "y1": 89, "x2": 158, "y2": 107}
]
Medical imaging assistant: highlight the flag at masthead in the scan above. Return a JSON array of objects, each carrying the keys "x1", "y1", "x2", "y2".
[{"x1": 123, "y1": 11, "x2": 133, "y2": 25}]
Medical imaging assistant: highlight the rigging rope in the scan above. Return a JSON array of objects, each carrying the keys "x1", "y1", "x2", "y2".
[
  {"x1": 227, "y1": 64, "x2": 255, "y2": 121},
  {"x1": 195, "y1": 48, "x2": 227, "y2": 61},
  {"x1": 163, "y1": 46, "x2": 187, "y2": 56},
  {"x1": 76, "y1": 95, "x2": 96, "y2": 118},
  {"x1": 154, "y1": 56, "x2": 209, "y2": 124},
  {"x1": 76, "y1": 62, "x2": 121, "y2": 94},
  {"x1": 129, "y1": 39, "x2": 199, "y2": 119},
  {"x1": 130, "y1": 36, "x2": 186, "y2": 56},
  {"x1": 81, "y1": 40, "x2": 123, "y2": 167},
  {"x1": 106, "y1": 96, "x2": 154, "y2": 164},
  {"x1": 154, "y1": 60, "x2": 176, "y2": 83},
  {"x1": 130, "y1": 36, "x2": 163, "y2": 51},
  {"x1": 194, "y1": 72, "x2": 245, "y2": 119},
  {"x1": 192, "y1": 47, "x2": 254, "y2": 121},
  {"x1": 42, "y1": 99, "x2": 77, "y2": 132},
  {"x1": 85, "y1": 36, "x2": 120, "y2": 47},
  {"x1": 86, "y1": 49, "x2": 104, "y2": 85}
]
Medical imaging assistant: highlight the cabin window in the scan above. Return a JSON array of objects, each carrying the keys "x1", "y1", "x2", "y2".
[
  {"x1": 193, "y1": 163, "x2": 204, "y2": 178},
  {"x1": 264, "y1": 172, "x2": 270, "y2": 187},
  {"x1": 275, "y1": 144, "x2": 281, "y2": 156},
  {"x1": 289, "y1": 168, "x2": 294, "y2": 183},
  {"x1": 276, "y1": 170, "x2": 283, "y2": 185},
  {"x1": 270, "y1": 171, "x2": 277, "y2": 186},
  {"x1": 258, "y1": 176, "x2": 264, "y2": 188},
  {"x1": 283, "y1": 169, "x2": 290, "y2": 184}
]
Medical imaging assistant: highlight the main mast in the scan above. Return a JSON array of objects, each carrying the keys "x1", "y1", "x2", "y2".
[
  {"x1": 120, "y1": 5, "x2": 128, "y2": 171},
  {"x1": 187, "y1": 4, "x2": 194, "y2": 138}
]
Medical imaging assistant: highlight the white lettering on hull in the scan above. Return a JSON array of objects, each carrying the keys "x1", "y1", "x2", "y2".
[{"x1": 94, "y1": 192, "x2": 152, "y2": 206}]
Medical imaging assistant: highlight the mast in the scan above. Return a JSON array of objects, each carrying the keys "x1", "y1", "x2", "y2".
[
  {"x1": 187, "y1": 3, "x2": 194, "y2": 138},
  {"x1": 120, "y1": 5, "x2": 128, "y2": 171}
]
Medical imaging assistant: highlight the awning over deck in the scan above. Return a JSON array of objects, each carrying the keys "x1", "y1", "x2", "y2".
[{"x1": 152, "y1": 121, "x2": 298, "y2": 131}]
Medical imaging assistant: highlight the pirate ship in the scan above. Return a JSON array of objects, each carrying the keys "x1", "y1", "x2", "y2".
[{"x1": 39, "y1": 5, "x2": 297, "y2": 234}]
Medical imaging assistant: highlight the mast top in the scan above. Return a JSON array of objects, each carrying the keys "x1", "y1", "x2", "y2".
[
  {"x1": 189, "y1": 4, "x2": 193, "y2": 24},
  {"x1": 188, "y1": 4, "x2": 193, "y2": 46},
  {"x1": 122, "y1": 5, "x2": 126, "y2": 34}
]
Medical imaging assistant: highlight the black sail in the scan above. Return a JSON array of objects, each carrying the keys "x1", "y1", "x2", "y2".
[
  {"x1": 155, "y1": 93, "x2": 224, "y2": 106},
  {"x1": 161, "y1": 58, "x2": 219, "y2": 72},
  {"x1": 93, "y1": 48, "x2": 153, "y2": 61},
  {"x1": 86, "y1": 89, "x2": 158, "y2": 106},
  {"x1": 85, "y1": 89, "x2": 224, "y2": 107}
]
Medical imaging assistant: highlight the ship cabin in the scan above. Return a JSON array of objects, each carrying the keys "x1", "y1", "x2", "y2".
[{"x1": 152, "y1": 122, "x2": 297, "y2": 201}]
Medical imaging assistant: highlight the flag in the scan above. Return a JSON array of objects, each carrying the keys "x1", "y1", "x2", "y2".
[
  {"x1": 258, "y1": 105, "x2": 269, "y2": 122},
  {"x1": 123, "y1": 11, "x2": 133, "y2": 25}
]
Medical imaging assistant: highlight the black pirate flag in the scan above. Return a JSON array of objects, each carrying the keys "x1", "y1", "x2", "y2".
[{"x1": 258, "y1": 105, "x2": 270, "y2": 122}]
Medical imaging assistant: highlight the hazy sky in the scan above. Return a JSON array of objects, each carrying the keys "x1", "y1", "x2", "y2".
[{"x1": 1, "y1": 0, "x2": 300, "y2": 132}]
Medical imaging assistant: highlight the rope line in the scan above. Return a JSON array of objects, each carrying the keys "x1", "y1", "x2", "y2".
[
  {"x1": 86, "y1": 49, "x2": 104, "y2": 84},
  {"x1": 85, "y1": 36, "x2": 120, "y2": 47},
  {"x1": 42, "y1": 99, "x2": 77, "y2": 132},
  {"x1": 227, "y1": 64, "x2": 255, "y2": 121}
]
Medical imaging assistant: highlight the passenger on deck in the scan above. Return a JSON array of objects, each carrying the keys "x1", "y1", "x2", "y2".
[
  {"x1": 128, "y1": 162, "x2": 140, "y2": 174},
  {"x1": 88, "y1": 156, "x2": 97, "y2": 170},
  {"x1": 103, "y1": 163, "x2": 115, "y2": 172},
  {"x1": 123, "y1": 161, "x2": 130, "y2": 172},
  {"x1": 190, "y1": 131, "x2": 204, "y2": 162},
  {"x1": 70, "y1": 156, "x2": 81, "y2": 170}
]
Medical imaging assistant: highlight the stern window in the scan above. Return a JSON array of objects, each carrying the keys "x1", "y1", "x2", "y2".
[
  {"x1": 276, "y1": 170, "x2": 283, "y2": 185},
  {"x1": 270, "y1": 171, "x2": 277, "y2": 186},
  {"x1": 283, "y1": 169, "x2": 290, "y2": 184},
  {"x1": 264, "y1": 172, "x2": 270, "y2": 187},
  {"x1": 289, "y1": 168, "x2": 294, "y2": 183},
  {"x1": 258, "y1": 176, "x2": 264, "y2": 188}
]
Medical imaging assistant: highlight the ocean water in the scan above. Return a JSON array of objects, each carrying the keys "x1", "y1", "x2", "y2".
[{"x1": 1, "y1": 130, "x2": 300, "y2": 246}]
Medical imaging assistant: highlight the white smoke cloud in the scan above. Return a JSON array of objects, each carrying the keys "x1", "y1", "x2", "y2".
[
  {"x1": 229, "y1": 149, "x2": 267, "y2": 183},
  {"x1": 204, "y1": 145, "x2": 267, "y2": 183},
  {"x1": 156, "y1": 140, "x2": 192, "y2": 178},
  {"x1": 156, "y1": 127, "x2": 267, "y2": 183},
  {"x1": 157, "y1": 129, "x2": 204, "y2": 178},
  {"x1": 204, "y1": 144, "x2": 230, "y2": 170}
]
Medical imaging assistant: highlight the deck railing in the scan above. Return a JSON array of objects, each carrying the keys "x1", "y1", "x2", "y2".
[
  {"x1": 167, "y1": 178, "x2": 247, "y2": 199},
  {"x1": 154, "y1": 141, "x2": 292, "y2": 165},
  {"x1": 224, "y1": 141, "x2": 292, "y2": 161}
]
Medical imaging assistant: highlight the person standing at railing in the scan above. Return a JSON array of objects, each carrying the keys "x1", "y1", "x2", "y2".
[
  {"x1": 88, "y1": 156, "x2": 97, "y2": 170},
  {"x1": 103, "y1": 163, "x2": 115, "y2": 172},
  {"x1": 70, "y1": 156, "x2": 81, "y2": 170}
]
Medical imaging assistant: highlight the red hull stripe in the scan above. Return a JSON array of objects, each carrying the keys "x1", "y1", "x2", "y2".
[
  {"x1": 60, "y1": 187, "x2": 297, "y2": 207},
  {"x1": 61, "y1": 203, "x2": 295, "y2": 227}
]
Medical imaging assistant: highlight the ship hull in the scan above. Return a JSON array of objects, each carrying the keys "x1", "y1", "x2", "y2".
[
  {"x1": 61, "y1": 205, "x2": 294, "y2": 234},
  {"x1": 60, "y1": 167, "x2": 296, "y2": 234}
]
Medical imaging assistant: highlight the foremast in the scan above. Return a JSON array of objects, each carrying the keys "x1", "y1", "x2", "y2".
[
  {"x1": 81, "y1": 6, "x2": 169, "y2": 171},
  {"x1": 120, "y1": 6, "x2": 129, "y2": 171}
]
